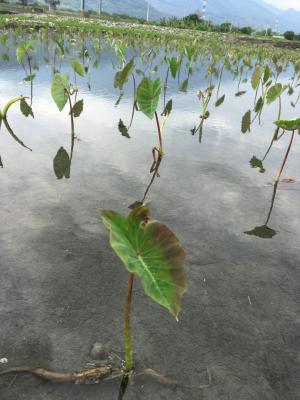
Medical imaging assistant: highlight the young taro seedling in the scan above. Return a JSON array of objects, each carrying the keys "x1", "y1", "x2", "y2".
[
  {"x1": 16, "y1": 41, "x2": 36, "y2": 106},
  {"x1": 101, "y1": 205, "x2": 187, "y2": 372},
  {"x1": 136, "y1": 76, "x2": 172, "y2": 169},
  {"x1": 51, "y1": 62, "x2": 84, "y2": 179},
  {"x1": 114, "y1": 57, "x2": 136, "y2": 136},
  {"x1": 245, "y1": 117, "x2": 299, "y2": 239}
]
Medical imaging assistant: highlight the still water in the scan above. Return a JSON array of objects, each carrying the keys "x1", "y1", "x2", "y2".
[{"x1": 0, "y1": 32, "x2": 299, "y2": 399}]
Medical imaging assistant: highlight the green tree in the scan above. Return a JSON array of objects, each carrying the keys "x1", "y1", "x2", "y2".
[
  {"x1": 284, "y1": 31, "x2": 295, "y2": 41},
  {"x1": 240, "y1": 26, "x2": 253, "y2": 35}
]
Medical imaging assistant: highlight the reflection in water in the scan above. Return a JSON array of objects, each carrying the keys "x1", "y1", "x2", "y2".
[
  {"x1": 246, "y1": 129, "x2": 297, "y2": 239},
  {"x1": 117, "y1": 374, "x2": 129, "y2": 400},
  {"x1": 129, "y1": 155, "x2": 163, "y2": 210},
  {"x1": 244, "y1": 181, "x2": 278, "y2": 239},
  {"x1": 0, "y1": 98, "x2": 32, "y2": 168}
]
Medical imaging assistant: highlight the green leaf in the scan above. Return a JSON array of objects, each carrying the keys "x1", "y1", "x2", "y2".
[
  {"x1": 54, "y1": 39, "x2": 65, "y2": 56},
  {"x1": 118, "y1": 119, "x2": 130, "y2": 138},
  {"x1": 137, "y1": 77, "x2": 162, "y2": 119},
  {"x1": 249, "y1": 156, "x2": 265, "y2": 173},
  {"x1": 235, "y1": 91, "x2": 247, "y2": 97},
  {"x1": 275, "y1": 118, "x2": 300, "y2": 131},
  {"x1": 244, "y1": 225, "x2": 276, "y2": 239},
  {"x1": 169, "y1": 57, "x2": 178, "y2": 79},
  {"x1": 20, "y1": 98, "x2": 34, "y2": 118},
  {"x1": 179, "y1": 78, "x2": 189, "y2": 93},
  {"x1": 51, "y1": 73, "x2": 69, "y2": 112},
  {"x1": 101, "y1": 206, "x2": 187, "y2": 318},
  {"x1": 72, "y1": 99, "x2": 84, "y2": 118},
  {"x1": 16, "y1": 42, "x2": 33, "y2": 64},
  {"x1": 53, "y1": 147, "x2": 70, "y2": 179},
  {"x1": 254, "y1": 97, "x2": 264, "y2": 113},
  {"x1": 266, "y1": 83, "x2": 282, "y2": 104},
  {"x1": 24, "y1": 74, "x2": 36, "y2": 82},
  {"x1": 70, "y1": 60, "x2": 85, "y2": 77},
  {"x1": 161, "y1": 99, "x2": 173, "y2": 117},
  {"x1": 215, "y1": 94, "x2": 225, "y2": 107},
  {"x1": 263, "y1": 65, "x2": 271, "y2": 84},
  {"x1": 251, "y1": 65, "x2": 262, "y2": 90},
  {"x1": 16, "y1": 44, "x2": 27, "y2": 64},
  {"x1": 114, "y1": 58, "x2": 135, "y2": 90},
  {"x1": 241, "y1": 110, "x2": 251, "y2": 133}
]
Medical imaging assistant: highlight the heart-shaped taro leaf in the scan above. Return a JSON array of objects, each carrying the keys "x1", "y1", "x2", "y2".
[
  {"x1": 51, "y1": 73, "x2": 69, "y2": 112},
  {"x1": 161, "y1": 99, "x2": 173, "y2": 117},
  {"x1": 215, "y1": 94, "x2": 225, "y2": 107},
  {"x1": 20, "y1": 98, "x2": 34, "y2": 118},
  {"x1": 53, "y1": 147, "x2": 70, "y2": 179},
  {"x1": 137, "y1": 77, "x2": 162, "y2": 119},
  {"x1": 70, "y1": 60, "x2": 85, "y2": 77},
  {"x1": 266, "y1": 83, "x2": 283, "y2": 104},
  {"x1": 118, "y1": 119, "x2": 130, "y2": 138},
  {"x1": 114, "y1": 58, "x2": 135, "y2": 91},
  {"x1": 241, "y1": 110, "x2": 251, "y2": 133},
  {"x1": 251, "y1": 65, "x2": 262, "y2": 90},
  {"x1": 101, "y1": 206, "x2": 187, "y2": 318},
  {"x1": 275, "y1": 118, "x2": 300, "y2": 131},
  {"x1": 72, "y1": 100, "x2": 84, "y2": 118},
  {"x1": 245, "y1": 225, "x2": 276, "y2": 239}
]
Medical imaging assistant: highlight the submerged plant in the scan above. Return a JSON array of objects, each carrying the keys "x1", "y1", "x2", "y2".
[{"x1": 101, "y1": 205, "x2": 187, "y2": 371}]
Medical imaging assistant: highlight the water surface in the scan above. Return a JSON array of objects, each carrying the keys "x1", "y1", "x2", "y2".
[{"x1": 0, "y1": 32, "x2": 299, "y2": 400}]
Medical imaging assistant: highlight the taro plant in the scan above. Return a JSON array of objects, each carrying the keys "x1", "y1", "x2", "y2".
[
  {"x1": 51, "y1": 68, "x2": 84, "y2": 179},
  {"x1": 114, "y1": 57, "x2": 136, "y2": 134},
  {"x1": 136, "y1": 76, "x2": 165, "y2": 168},
  {"x1": 16, "y1": 41, "x2": 36, "y2": 105},
  {"x1": 245, "y1": 117, "x2": 299, "y2": 238},
  {"x1": 51, "y1": 68, "x2": 84, "y2": 135},
  {"x1": 101, "y1": 205, "x2": 187, "y2": 372},
  {"x1": 191, "y1": 85, "x2": 214, "y2": 142},
  {"x1": 249, "y1": 83, "x2": 288, "y2": 169}
]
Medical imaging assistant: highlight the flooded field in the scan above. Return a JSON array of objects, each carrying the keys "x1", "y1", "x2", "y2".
[{"x1": 0, "y1": 29, "x2": 299, "y2": 400}]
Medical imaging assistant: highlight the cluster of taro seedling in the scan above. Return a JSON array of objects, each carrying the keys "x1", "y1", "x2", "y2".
[{"x1": 1, "y1": 27, "x2": 300, "y2": 395}]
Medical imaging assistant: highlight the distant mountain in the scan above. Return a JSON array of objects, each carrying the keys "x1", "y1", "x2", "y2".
[
  {"x1": 55, "y1": 0, "x2": 165, "y2": 21},
  {"x1": 23, "y1": 0, "x2": 300, "y2": 32},
  {"x1": 151, "y1": 0, "x2": 300, "y2": 33}
]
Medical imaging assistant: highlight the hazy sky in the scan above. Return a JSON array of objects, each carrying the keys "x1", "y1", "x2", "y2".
[{"x1": 263, "y1": 0, "x2": 300, "y2": 10}]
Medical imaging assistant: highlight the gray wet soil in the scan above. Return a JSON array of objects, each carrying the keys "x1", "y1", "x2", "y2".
[{"x1": 0, "y1": 38, "x2": 300, "y2": 400}]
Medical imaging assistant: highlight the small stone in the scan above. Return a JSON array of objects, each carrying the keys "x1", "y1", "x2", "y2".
[
  {"x1": 0, "y1": 358, "x2": 8, "y2": 364},
  {"x1": 90, "y1": 343, "x2": 107, "y2": 360}
]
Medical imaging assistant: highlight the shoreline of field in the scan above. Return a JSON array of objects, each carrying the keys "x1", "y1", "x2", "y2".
[{"x1": 1, "y1": 14, "x2": 300, "y2": 51}]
